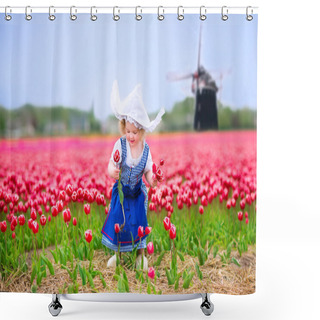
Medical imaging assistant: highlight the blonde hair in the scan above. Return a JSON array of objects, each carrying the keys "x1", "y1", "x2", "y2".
[{"x1": 119, "y1": 119, "x2": 146, "y2": 140}]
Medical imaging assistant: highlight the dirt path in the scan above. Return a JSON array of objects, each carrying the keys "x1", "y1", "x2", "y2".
[{"x1": 1, "y1": 246, "x2": 255, "y2": 295}]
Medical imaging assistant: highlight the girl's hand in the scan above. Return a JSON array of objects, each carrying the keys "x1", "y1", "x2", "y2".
[
  {"x1": 146, "y1": 170, "x2": 157, "y2": 188},
  {"x1": 112, "y1": 167, "x2": 120, "y2": 180},
  {"x1": 108, "y1": 160, "x2": 120, "y2": 180}
]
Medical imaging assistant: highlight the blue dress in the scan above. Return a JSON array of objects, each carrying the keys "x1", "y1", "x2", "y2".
[{"x1": 101, "y1": 137, "x2": 149, "y2": 252}]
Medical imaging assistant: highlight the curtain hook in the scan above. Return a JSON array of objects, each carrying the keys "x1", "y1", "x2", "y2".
[
  {"x1": 246, "y1": 6, "x2": 253, "y2": 21},
  {"x1": 25, "y1": 6, "x2": 32, "y2": 21},
  {"x1": 113, "y1": 6, "x2": 120, "y2": 21},
  {"x1": 5, "y1": 6, "x2": 12, "y2": 21},
  {"x1": 49, "y1": 6, "x2": 56, "y2": 21},
  {"x1": 221, "y1": 6, "x2": 228, "y2": 21},
  {"x1": 177, "y1": 6, "x2": 184, "y2": 21},
  {"x1": 90, "y1": 6, "x2": 97, "y2": 21},
  {"x1": 200, "y1": 6, "x2": 207, "y2": 21},
  {"x1": 135, "y1": 6, "x2": 142, "y2": 21},
  {"x1": 158, "y1": 6, "x2": 164, "y2": 21},
  {"x1": 70, "y1": 6, "x2": 77, "y2": 21}
]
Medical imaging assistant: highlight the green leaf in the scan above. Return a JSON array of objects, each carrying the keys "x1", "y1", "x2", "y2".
[
  {"x1": 174, "y1": 274, "x2": 181, "y2": 291},
  {"x1": 99, "y1": 274, "x2": 107, "y2": 288},
  {"x1": 86, "y1": 269, "x2": 95, "y2": 289},
  {"x1": 177, "y1": 250, "x2": 185, "y2": 262},
  {"x1": 165, "y1": 268, "x2": 174, "y2": 286},
  {"x1": 231, "y1": 257, "x2": 241, "y2": 267},
  {"x1": 78, "y1": 265, "x2": 86, "y2": 285},
  {"x1": 212, "y1": 245, "x2": 219, "y2": 258},
  {"x1": 195, "y1": 263, "x2": 203, "y2": 280},
  {"x1": 31, "y1": 262, "x2": 37, "y2": 284},
  {"x1": 154, "y1": 252, "x2": 165, "y2": 267},
  {"x1": 42, "y1": 255, "x2": 55, "y2": 276},
  {"x1": 182, "y1": 272, "x2": 194, "y2": 289},
  {"x1": 61, "y1": 265, "x2": 72, "y2": 279},
  {"x1": 49, "y1": 249, "x2": 59, "y2": 264}
]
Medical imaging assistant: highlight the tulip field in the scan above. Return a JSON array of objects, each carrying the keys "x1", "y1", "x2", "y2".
[{"x1": 0, "y1": 131, "x2": 256, "y2": 295}]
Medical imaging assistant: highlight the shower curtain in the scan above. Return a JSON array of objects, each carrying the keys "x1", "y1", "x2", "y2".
[{"x1": 0, "y1": 9, "x2": 257, "y2": 295}]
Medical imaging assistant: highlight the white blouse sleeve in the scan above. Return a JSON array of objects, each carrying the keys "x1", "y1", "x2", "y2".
[
  {"x1": 110, "y1": 138, "x2": 122, "y2": 166},
  {"x1": 144, "y1": 148, "x2": 153, "y2": 174}
]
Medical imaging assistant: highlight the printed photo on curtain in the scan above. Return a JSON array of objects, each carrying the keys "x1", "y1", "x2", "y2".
[{"x1": 0, "y1": 10, "x2": 257, "y2": 296}]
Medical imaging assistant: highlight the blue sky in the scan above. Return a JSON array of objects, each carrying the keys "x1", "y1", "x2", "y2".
[{"x1": 0, "y1": 13, "x2": 257, "y2": 121}]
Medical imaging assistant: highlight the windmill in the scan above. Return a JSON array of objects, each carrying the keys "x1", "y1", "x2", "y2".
[{"x1": 166, "y1": 23, "x2": 222, "y2": 131}]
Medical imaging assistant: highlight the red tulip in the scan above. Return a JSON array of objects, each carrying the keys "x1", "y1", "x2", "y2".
[
  {"x1": 59, "y1": 190, "x2": 66, "y2": 201},
  {"x1": 145, "y1": 227, "x2": 152, "y2": 235},
  {"x1": 163, "y1": 217, "x2": 171, "y2": 231},
  {"x1": 32, "y1": 221, "x2": 39, "y2": 234},
  {"x1": 73, "y1": 217, "x2": 77, "y2": 226},
  {"x1": 84, "y1": 204, "x2": 90, "y2": 215},
  {"x1": 40, "y1": 214, "x2": 47, "y2": 226},
  {"x1": 71, "y1": 191, "x2": 77, "y2": 202},
  {"x1": 85, "y1": 229, "x2": 92, "y2": 243},
  {"x1": 105, "y1": 206, "x2": 109, "y2": 215},
  {"x1": 12, "y1": 232, "x2": 16, "y2": 239},
  {"x1": 114, "y1": 223, "x2": 120, "y2": 234},
  {"x1": 245, "y1": 211, "x2": 248, "y2": 218},
  {"x1": 148, "y1": 267, "x2": 155, "y2": 279},
  {"x1": 156, "y1": 168, "x2": 164, "y2": 182},
  {"x1": 48, "y1": 215, "x2": 52, "y2": 222},
  {"x1": 160, "y1": 159, "x2": 165, "y2": 166},
  {"x1": 51, "y1": 205, "x2": 59, "y2": 217},
  {"x1": 147, "y1": 242, "x2": 154, "y2": 255},
  {"x1": 169, "y1": 224, "x2": 176, "y2": 240},
  {"x1": 199, "y1": 205, "x2": 204, "y2": 215},
  {"x1": 28, "y1": 218, "x2": 33, "y2": 229},
  {"x1": 152, "y1": 163, "x2": 157, "y2": 174},
  {"x1": 201, "y1": 195, "x2": 208, "y2": 207},
  {"x1": 57, "y1": 200, "x2": 63, "y2": 212},
  {"x1": 238, "y1": 211, "x2": 243, "y2": 221},
  {"x1": 31, "y1": 208, "x2": 37, "y2": 220},
  {"x1": 63, "y1": 209, "x2": 71, "y2": 223},
  {"x1": 0, "y1": 221, "x2": 7, "y2": 233},
  {"x1": 245, "y1": 218, "x2": 249, "y2": 224},
  {"x1": 114, "y1": 149, "x2": 120, "y2": 163},
  {"x1": 138, "y1": 226, "x2": 144, "y2": 238},
  {"x1": 18, "y1": 214, "x2": 25, "y2": 226},
  {"x1": 11, "y1": 216, "x2": 18, "y2": 227},
  {"x1": 240, "y1": 199, "x2": 246, "y2": 210},
  {"x1": 66, "y1": 184, "x2": 74, "y2": 196}
]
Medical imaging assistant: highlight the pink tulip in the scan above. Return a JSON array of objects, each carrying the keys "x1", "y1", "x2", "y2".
[
  {"x1": 147, "y1": 242, "x2": 154, "y2": 255},
  {"x1": 169, "y1": 224, "x2": 176, "y2": 240},
  {"x1": 148, "y1": 267, "x2": 155, "y2": 279},
  {"x1": 85, "y1": 229, "x2": 92, "y2": 243},
  {"x1": 138, "y1": 226, "x2": 144, "y2": 238},
  {"x1": 163, "y1": 217, "x2": 171, "y2": 231},
  {"x1": 84, "y1": 204, "x2": 90, "y2": 215}
]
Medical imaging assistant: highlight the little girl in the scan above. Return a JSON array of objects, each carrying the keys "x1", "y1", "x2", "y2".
[{"x1": 101, "y1": 81, "x2": 165, "y2": 271}]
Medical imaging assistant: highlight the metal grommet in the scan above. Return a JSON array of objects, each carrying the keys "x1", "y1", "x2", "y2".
[
  {"x1": 135, "y1": 6, "x2": 142, "y2": 21},
  {"x1": 90, "y1": 6, "x2": 97, "y2": 21},
  {"x1": 246, "y1": 6, "x2": 253, "y2": 21},
  {"x1": 25, "y1": 6, "x2": 32, "y2": 21},
  {"x1": 113, "y1": 6, "x2": 120, "y2": 21},
  {"x1": 158, "y1": 6, "x2": 164, "y2": 21},
  {"x1": 221, "y1": 6, "x2": 228, "y2": 21},
  {"x1": 177, "y1": 6, "x2": 184, "y2": 21},
  {"x1": 49, "y1": 6, "x2": 56, "y2": 21},
  {"x1": 200, "y1": 6, "x2": 206, "y2": 21},
  {"x1": 5, "y1": 6, "x2": 12, "y2": 21},
  {"x1": 70, "y1": 6, "x2": 77, "y2": 21}
]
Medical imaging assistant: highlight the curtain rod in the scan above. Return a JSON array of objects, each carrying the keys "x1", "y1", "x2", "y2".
[{"x1": 0, "y1": 6, "x2": 259, "y2": 15}]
